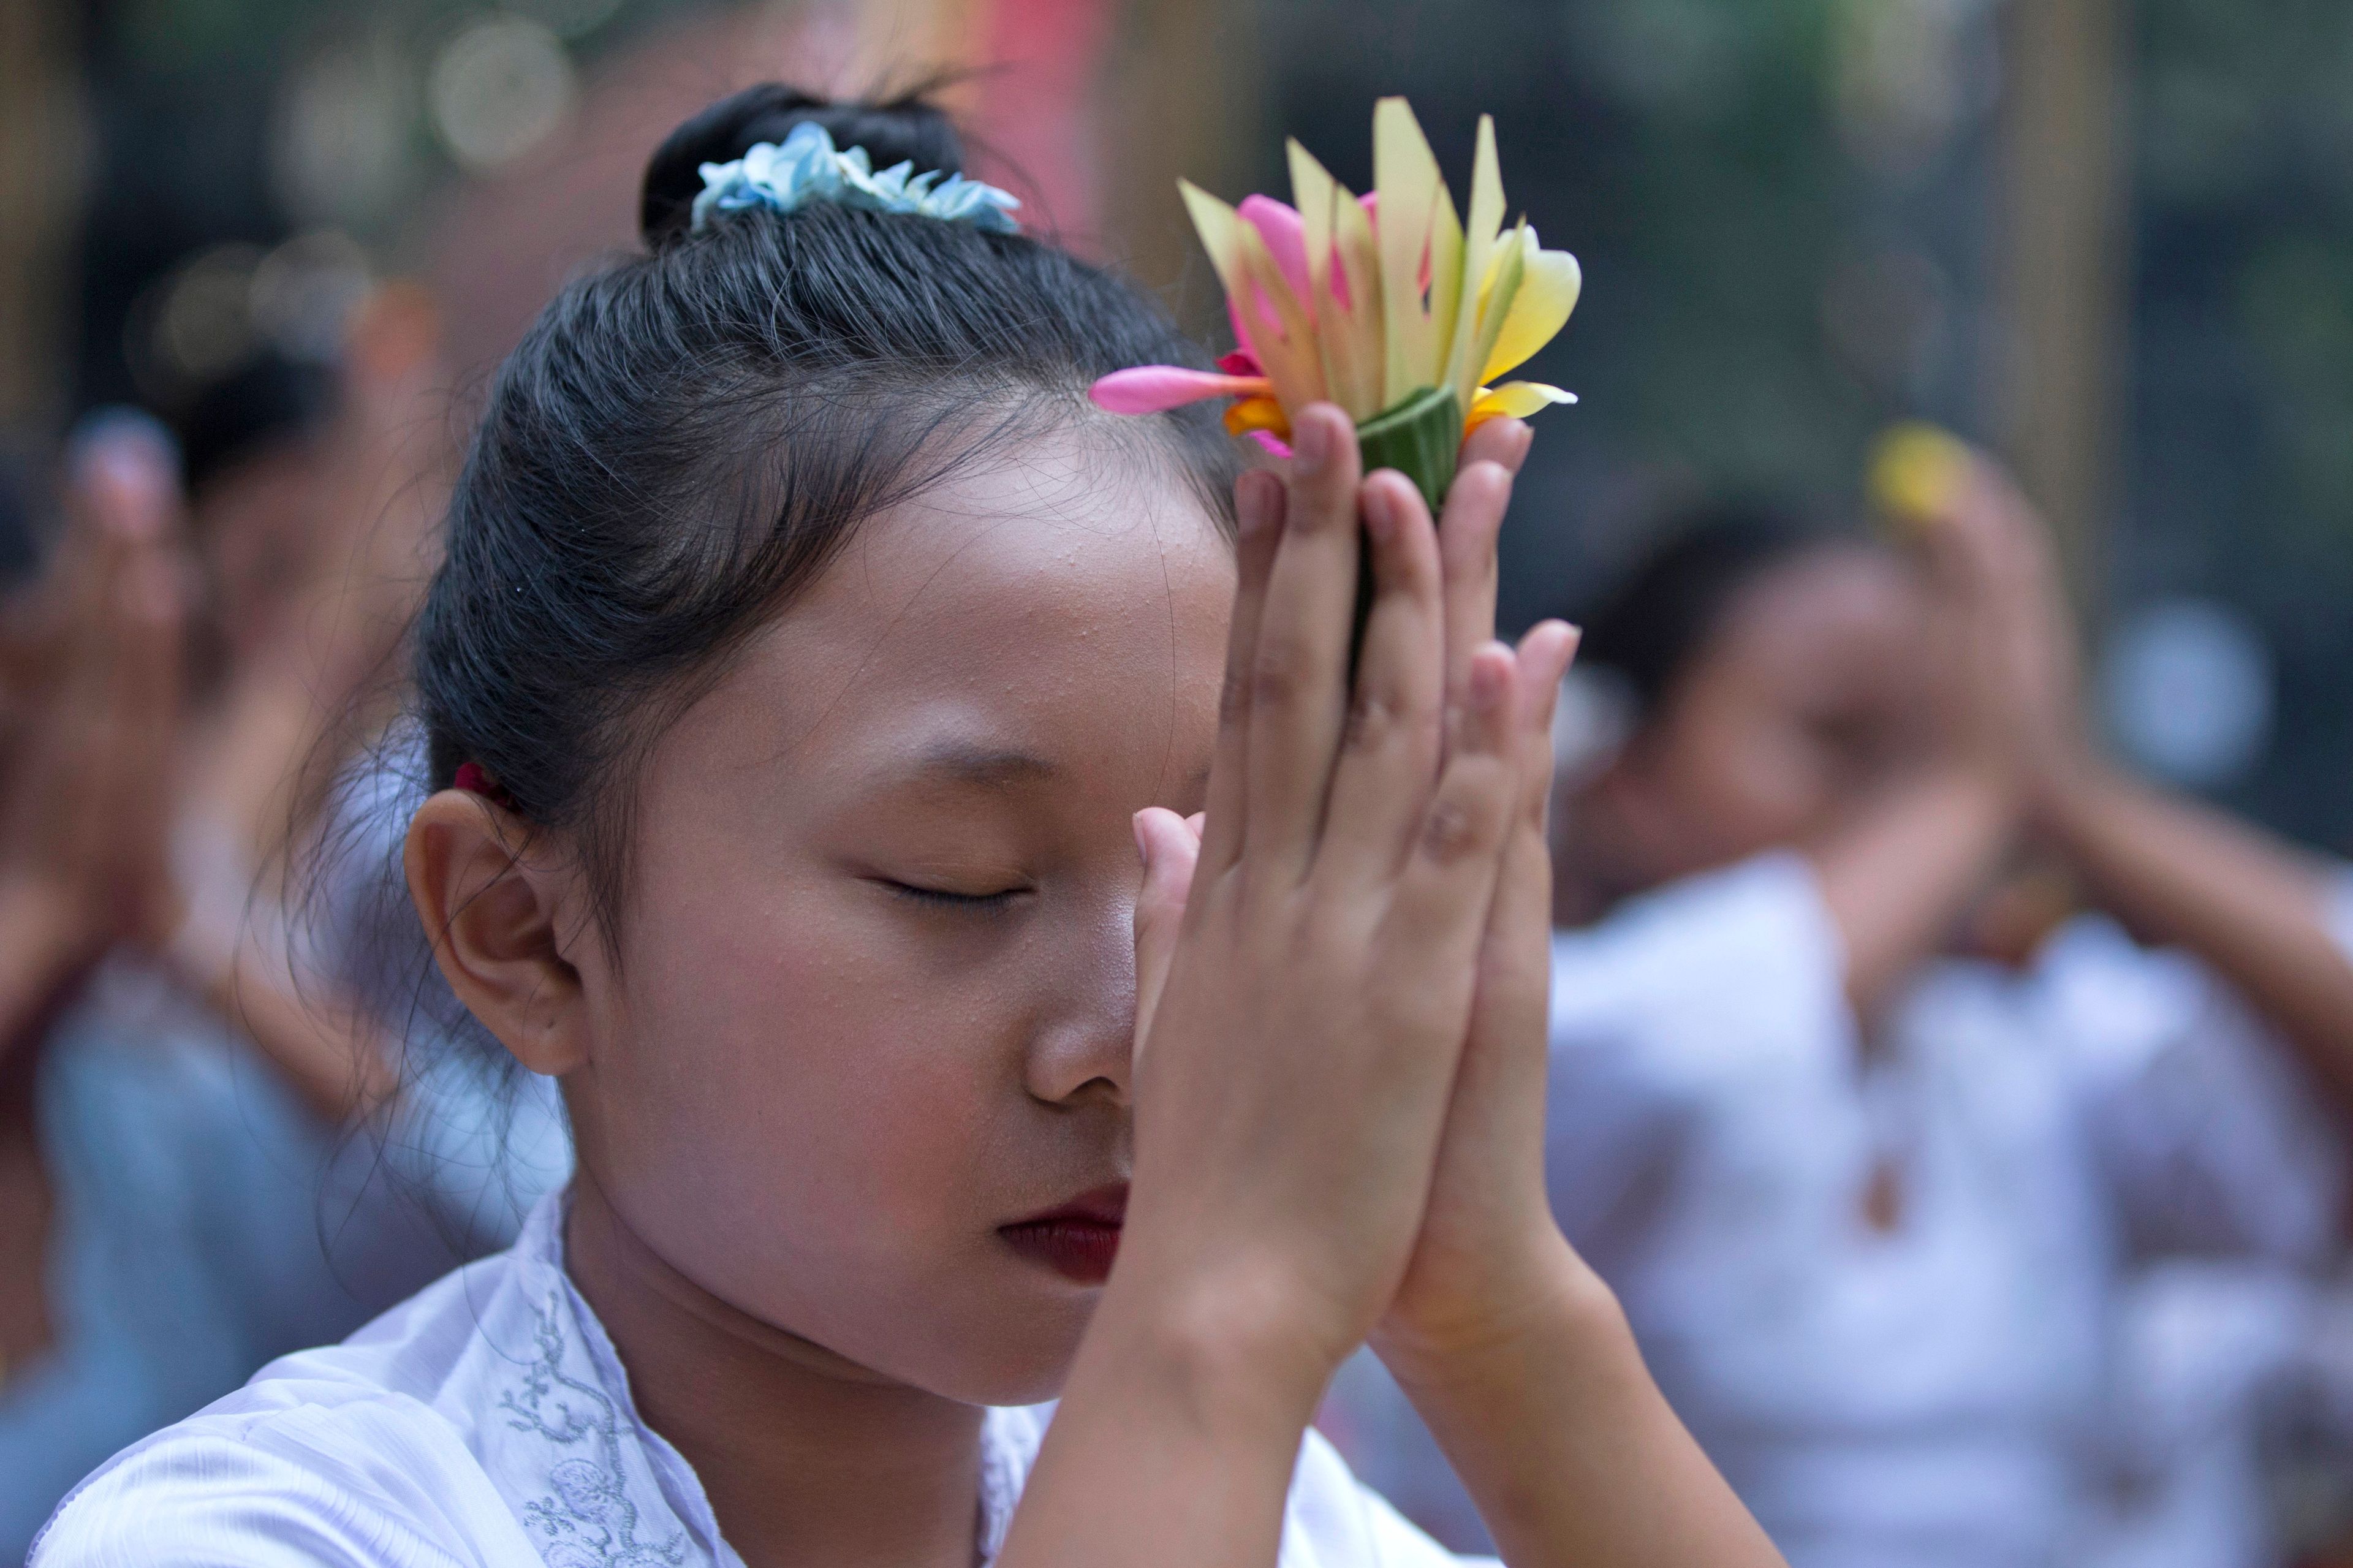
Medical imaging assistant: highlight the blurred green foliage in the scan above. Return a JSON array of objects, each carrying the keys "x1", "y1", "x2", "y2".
[{"x1": 2131, "y1": 0, "x2": 2353, "y2": 838}]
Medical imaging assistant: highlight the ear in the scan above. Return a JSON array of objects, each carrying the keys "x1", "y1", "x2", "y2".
[{"x1": 404, "y1": 790, "x2": 592, "y2": 1077}]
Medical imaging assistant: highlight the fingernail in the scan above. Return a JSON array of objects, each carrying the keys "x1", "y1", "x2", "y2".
[
  {"x1": 1132, "y1": 811, "x2": 1153, "y2": 863},
  {"x1": 93, "y1": 452, "x2": 170, "y2": 539},
  {"x1": 1361, "y1": 482, "x2": 1394, "y2": 543},
  {"x1": 1293, "y1": 411, "x2": 1330, "y2": 474}
]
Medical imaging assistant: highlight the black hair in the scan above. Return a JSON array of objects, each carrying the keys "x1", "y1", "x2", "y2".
[
  {"x1": 1576, "y1": 498, "x2": 1859, "y2": 719},
  {"x1": 412, "y1": 83, "x2": 1244, "y2": 936}
]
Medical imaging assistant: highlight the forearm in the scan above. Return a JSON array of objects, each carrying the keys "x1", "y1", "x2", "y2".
[
  {"x1": 1385, "y1": 1236, "x2": 1783, "y2": 1568},
  {"x1": 178, "y1": 937, "x2": 396, "y2": 1123},
  {"x1": 0, "y1": 881, "x2": 96, "y2": 1067},
  {"x1": 2040, "y1": 760, "x2": 2353, "y2": 1105},
  {"x1": 1812, "y1": 765, "x2": 2014, "y2": 1018},
  {"x1": 997, "y1": 1271, "x2": 1327, "y2": 1568}
]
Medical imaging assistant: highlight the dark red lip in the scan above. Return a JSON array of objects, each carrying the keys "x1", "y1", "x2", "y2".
[{"x1": 999, "y1": 1183, "x2": 1127, "y2": 1286}]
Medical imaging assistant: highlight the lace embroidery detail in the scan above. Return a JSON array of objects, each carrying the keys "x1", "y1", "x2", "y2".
[{"x1": 499, "y1": 1292, "x2": 689, "y2": 1568}]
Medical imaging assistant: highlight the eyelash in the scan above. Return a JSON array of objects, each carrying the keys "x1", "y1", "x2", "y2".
[{"x1": 881, "y1": 881, "x2": 1027, "y2": 914}]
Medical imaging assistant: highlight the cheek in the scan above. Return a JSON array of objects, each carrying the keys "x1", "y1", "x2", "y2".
[
  {"x1": 1664, "y1": 706, "x2": 1822, "y2": 843},
  {"x1": 587, "y1": 838, "x2": 1017, "y2": 1286}
]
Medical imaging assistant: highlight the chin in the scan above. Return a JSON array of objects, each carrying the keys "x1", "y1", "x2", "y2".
[{"x1": 920, "y1": 1289, "x2": 1098, "y2": 1409}]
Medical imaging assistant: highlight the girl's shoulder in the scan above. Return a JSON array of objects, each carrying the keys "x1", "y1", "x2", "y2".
[
  {"x1": 33, "y1": 1205, "x2": 597, "y2": 1567},
  {"x1": 31, "y1": 1379, "x2": 533, "y2": 1567}
]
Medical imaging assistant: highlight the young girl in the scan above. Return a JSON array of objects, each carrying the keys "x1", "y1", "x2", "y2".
[
  {"x1": 1523, "y1": 475, "x2": 2351, "y2": 1566},
  {"x1": 32, "y1": 87, "x2": 1786, "y2": 1568}
]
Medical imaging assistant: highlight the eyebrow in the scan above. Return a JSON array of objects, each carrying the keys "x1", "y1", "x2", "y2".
[
  {"x1": 877, "y1": 741, "x2": 1210, "y2": 803},
  {"x1": 906, "y1": 741, "x2": 1060, "y2": 788}
]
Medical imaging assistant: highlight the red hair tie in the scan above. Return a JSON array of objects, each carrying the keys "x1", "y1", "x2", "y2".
[{"x1": 452, "y1": 761, "x2": 515, "y2": 807}]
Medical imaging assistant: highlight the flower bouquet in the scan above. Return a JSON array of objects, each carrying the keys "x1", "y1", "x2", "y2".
[{"x1": 1090, "y1": 97, "x2": 1582, "y2": 515}]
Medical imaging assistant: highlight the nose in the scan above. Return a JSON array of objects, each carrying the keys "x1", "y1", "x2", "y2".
[{"x1": 1023, "y1": 893, "x2": 1136, "y2": 1108}]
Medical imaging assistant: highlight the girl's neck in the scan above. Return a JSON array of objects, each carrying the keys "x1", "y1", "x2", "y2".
[{"x1": 563, "y1": 1172, "x2": 989, "y2": 1568}]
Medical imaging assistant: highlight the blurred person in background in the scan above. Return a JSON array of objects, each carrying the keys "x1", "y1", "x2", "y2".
[
  {"x1": 142, "y1": 251, "x2": 572, "y2": 1262},
  {"x1": 1537, "y1": 456, "x2": 2353, "y2": 1568},
  {"x1": 1329, "y1": 451, "x2": 2353, "y2": 1568},
  {"x1": 0, "y1": 273, "x2": 550, "y2": 1552}
]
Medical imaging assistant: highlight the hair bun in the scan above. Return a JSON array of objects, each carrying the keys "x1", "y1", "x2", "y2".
[{"x1": 640, "y1": 84, "x2": 967, "y2": 247}]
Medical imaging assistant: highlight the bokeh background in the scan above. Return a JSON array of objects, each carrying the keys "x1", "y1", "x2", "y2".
[
  {"x1": 3, "y1": 0, "x2": 2347, "y2": 848},
  {"x1": 5, "y1": 1, "x2": 2353, "y2": 1561}
]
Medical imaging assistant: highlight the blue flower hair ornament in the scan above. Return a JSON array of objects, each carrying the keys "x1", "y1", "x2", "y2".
[{"x1": 691, "y1": 120, "x2": 1022, "y2": 235}]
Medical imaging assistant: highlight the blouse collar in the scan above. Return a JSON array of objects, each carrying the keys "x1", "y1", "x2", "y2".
[{"x1": 496, "y1": 1194, "x2": 1037, "y2": 1567}]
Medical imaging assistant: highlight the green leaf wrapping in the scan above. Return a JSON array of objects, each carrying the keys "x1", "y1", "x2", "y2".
[{"x1": 1349, "y1": 385, "x2": 1462, "y2": 671}]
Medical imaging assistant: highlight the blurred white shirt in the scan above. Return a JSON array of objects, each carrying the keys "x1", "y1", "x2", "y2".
[{"x1": 1325, "y1": 850, "x2": 2348, "y2": 1568}]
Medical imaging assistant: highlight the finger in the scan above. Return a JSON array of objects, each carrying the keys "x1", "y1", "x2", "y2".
[
  {"x1": 1379, "y1": 642, "x2": 1521, "y2": 1000},
  {"x1": 1491, "y1": 626, "x2": 1582, "y2": 952},
  {"x1": 64, "y1": 425, "x2": 179, "y2": 627},
  {"x1": 1510, "y1": 621, "x2": 1581, "y2": 833},
  {"x1": 1966, "y1": 461, "x2": 2064, "y2": 618},
  {"x1": 91, "y1": 540, "x2": 187, "y2": 866},
  {"x1": 79, "y1": 434, "x2": 178, "y2": 548},
  {"x1": 51, "y1": 429, "x2": 179, "y2": 721},
  {"x1": 1243, "y1": 404, "x2": 1363, "y2": 877},
  {"x1": 1458, "y1": 416, "x2": 1533, "y2": 477},
  {"x1": 1435, "y1": 459, "x2": 1516, "y2": 715},
  {"x1": 1450, "y1": 635, "x2": 1570, "y2": 1138},
  {"x1": 1197, "y1": 468, "x2": 1286, "y2": 878},
  {"x1": 1314, "y1": 469, "x2": 1448, "y2": 888},
  {"x1": 1919, "y1": 501, "x2": 1992, "y2": 609},
  {"x1": 1131, "y1": 807, "x2": 1202, "y2": 1049},
  {"x1": 56, "y1": 522, "x2": 137, "y2": 736},
  {"x1": 106, "y1": 542, "x2": 188, "y2": 756}
]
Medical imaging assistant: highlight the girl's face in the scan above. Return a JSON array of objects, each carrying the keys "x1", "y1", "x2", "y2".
[
  {"x1": 1581, "y1": 545, "x2": 1930, "y2": 892},
  {"x1": 559, "y1": 429, "x2": 1232, "y2": 1407}
]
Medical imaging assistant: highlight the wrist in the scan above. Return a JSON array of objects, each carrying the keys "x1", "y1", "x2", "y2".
[
  {"x1": 2024, "y1": 743, "x2": 2120, "y2": 844},
  {"x1": 1904, "y1": 757, "x2": 2020, "y2": 846},
  {"x1": 1944, "y1": 748, "x2": 2024, "y2": 806},
  {"x1": 1372, "y1": 1228, "x2": 1623, "y2": 1395},
  {"x1": 1082, "y1": 1254, "x2": 1336, "y2": 1439}
]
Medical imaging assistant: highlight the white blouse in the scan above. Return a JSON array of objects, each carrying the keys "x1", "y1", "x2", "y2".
[
  {"x1": 1539, "y1": 853, "x2": 2345, "y2": 1568},
  {"x1": 33, "y1": 1197, "x2": 1479, "y2": 1568},
  {"x1": 1328, "y1": 851, "x2": 2348, "y2": 1568}
]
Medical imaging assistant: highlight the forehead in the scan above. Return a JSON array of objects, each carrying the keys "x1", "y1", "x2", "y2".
[
  {"x1": 692, "y1": 428, "x2": 1234, "y2": 790},
  {"x1": 1715, "y1": 545, "x2": 1926, "y2": 692}
]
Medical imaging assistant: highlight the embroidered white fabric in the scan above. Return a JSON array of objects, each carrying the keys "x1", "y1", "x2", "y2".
[{"x1": 32, "y1": 1196, "x2": 1482, "y2": 1568}]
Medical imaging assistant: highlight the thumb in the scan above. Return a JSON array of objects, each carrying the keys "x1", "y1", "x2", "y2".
[{"x1": 1131, "y1": 807, "x2": 1200, "y2": 1051}]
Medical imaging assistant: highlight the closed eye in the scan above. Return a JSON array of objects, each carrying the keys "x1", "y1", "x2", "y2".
[{"x1": 877, "y1": 880, "x2": 1029, "y2": 913}]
